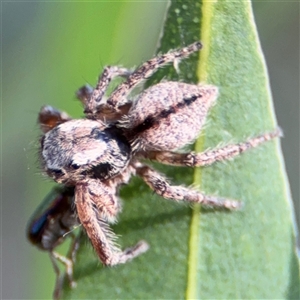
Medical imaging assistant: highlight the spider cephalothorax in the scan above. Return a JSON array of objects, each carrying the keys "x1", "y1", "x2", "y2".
[
  {"x1": 41, "y1": 118, "x2": 131, "y2": 184},
  {"x1": 38, "y1": 42, "x2": 280, "y2": 267}
]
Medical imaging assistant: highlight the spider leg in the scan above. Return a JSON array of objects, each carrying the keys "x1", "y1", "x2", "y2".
[
  {"x1": 38, "y1": 105, "x2": 71, "y2": 133},
  {"x1": 66, "y1": 232, "x2": 81, "y2": 270},
  {"x1": 84, "y1": 66, "x2": 132, "y2": 115},
  {"x1": 49, "y1": 251, "x2": 63, "y2": 300},
  {"x1": 134, "y1": 163, "x2": 241, "y2": 209},
  {"x1": 106, "y1": 41, "x2": 202, "y2": 111},
  {"x1": 144, "y1": 128, "x2": 282, "y2": 167},
  {"x1": 50, "y1": 247, "x2": 77, "y2": 300},
  {"x1": 76, "y1": 84, "x2": 93, "y2": 105},
  {"x1": 75, "y1": 180, "x2": 149, "y2": 266}
]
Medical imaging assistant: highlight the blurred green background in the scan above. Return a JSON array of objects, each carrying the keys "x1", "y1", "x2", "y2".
[{"x1": 2, "y1": 1, "x2": 299, "y2": 299}]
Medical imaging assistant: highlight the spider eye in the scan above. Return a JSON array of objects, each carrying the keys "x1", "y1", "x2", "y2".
[
  {"x1": 90, "y1": 163, "x2": 112, "y2": 180},
  {"x1": 70, "y1": 163, "x2": 80, "y2": 170},
  {"x1": 48, "y1": 168, "x2": 64, "y2": 176}
]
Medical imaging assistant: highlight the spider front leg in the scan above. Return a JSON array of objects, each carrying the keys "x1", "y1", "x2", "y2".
[
  {"x1": 38, "y1": 105, "x2": 71, "y2": 133},
  {"x1": 75, "y1": 179, "x2": 149, "y2": 266},
  {"x1": 145, "y1": 128, "x2": 282, "y2": 167},
  {"x1": 106, "y1": 41, "x2": 203, "y2": 111},
  {"x1": 134, "y1": 163, "x2": 241, "y2": 209},
  {"x1": 83, "y1": 66, "x2": 132, "y2": 116}
]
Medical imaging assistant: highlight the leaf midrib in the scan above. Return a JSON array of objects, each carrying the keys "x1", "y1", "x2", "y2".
[{"x1": 185, "y1": 1, "x2": 214, "y2": 299}]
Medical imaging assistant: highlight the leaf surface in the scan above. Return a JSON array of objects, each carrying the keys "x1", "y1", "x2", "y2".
[{"x1": 63, "y1": 1, "x2": 299, "y2": 299}]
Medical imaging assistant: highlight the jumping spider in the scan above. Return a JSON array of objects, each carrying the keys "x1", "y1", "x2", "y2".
[{"x1": 38, "y1": 41, "x2": 280, "y2": 268}]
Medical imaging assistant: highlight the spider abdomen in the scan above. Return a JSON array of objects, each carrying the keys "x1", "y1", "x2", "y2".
[{"x1": 124, "y1": 82, "x2": 218, "y2": 150}]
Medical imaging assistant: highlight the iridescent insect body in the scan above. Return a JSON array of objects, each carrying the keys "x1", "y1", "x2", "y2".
[
  {"x1": 32, "y1": 41, "x2": 281, "y2": 287},
  {"x1": 27, "y1": 186, "x2": 79, "y2": 299}
]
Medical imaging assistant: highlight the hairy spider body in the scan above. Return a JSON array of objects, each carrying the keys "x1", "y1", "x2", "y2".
[{"x1": 38, "y1": 41, "x2": 281, "y2": 269}]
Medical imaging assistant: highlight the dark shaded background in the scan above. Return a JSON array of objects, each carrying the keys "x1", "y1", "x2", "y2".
[{"x1": 2, "y1": 2, "x2": 299, "y2": 299}]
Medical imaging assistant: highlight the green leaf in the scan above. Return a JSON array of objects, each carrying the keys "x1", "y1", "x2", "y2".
[{"x1": 63, "y1": 1, "x2": 299, "y2": 299}]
